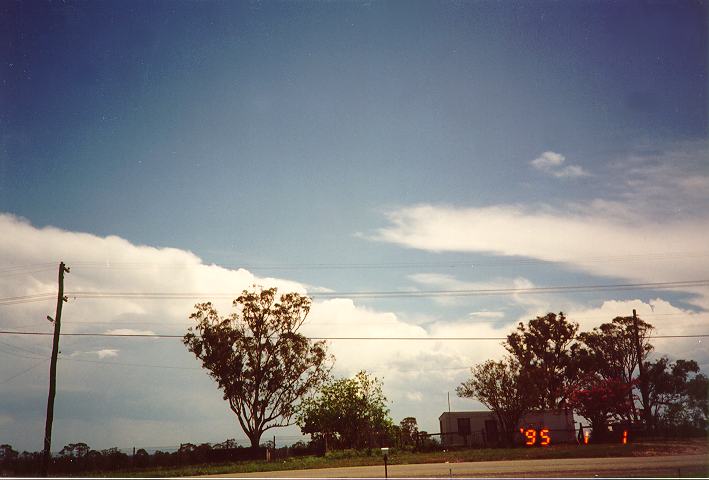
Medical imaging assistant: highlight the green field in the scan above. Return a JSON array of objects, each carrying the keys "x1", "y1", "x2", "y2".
[{"x1": 73, "y1": 438, "x2": 708, "y2": 478}]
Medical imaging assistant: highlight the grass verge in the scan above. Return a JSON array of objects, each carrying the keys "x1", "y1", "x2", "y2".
[{"x1": 76, "y1": 438, "x2": 708, "y2": 478}]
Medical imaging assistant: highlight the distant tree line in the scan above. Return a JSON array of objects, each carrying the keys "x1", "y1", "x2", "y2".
[
  {"x1": 0, "y1": 439, "x2": 292, "y2": 476},
  {"x1": 457, "y1": 312, "x2": 708, "y2": 445}
]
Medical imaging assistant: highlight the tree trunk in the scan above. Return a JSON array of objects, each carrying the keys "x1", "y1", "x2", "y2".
[{"x1": 248, "y1": 432, "x2": 261, "y2": 449}]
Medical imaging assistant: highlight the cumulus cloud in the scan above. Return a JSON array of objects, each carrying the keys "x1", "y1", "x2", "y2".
[
  {"x1": 531, "y1": 151, "x2": 566, "y2": 169},
  {"x1": 0, "y1": 213, "x2": 512, "y2": 449},
  {"x1": 530, "y1": 151, "x2": 589, "y2": 178},
  {"x1": 94, "y1": 349, "x2": 119, "y2": 359},
  {"x1": 2, "y1": 202, "x2": 706, "y2": 451}
]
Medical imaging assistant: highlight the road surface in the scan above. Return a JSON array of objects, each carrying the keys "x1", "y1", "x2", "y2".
[{"x1": 200, "y1": 454, "x2": 708, "y2": 478}]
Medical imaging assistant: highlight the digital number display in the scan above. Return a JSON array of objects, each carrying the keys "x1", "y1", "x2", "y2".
[
  {"x1": 520, "y1": 427, "x2": 629, "y2": 446},
  {"x1": 579, "y1": 428, "x2": 628, "y2": 445},
  {"x1": 520, "y1": 427, "x2": 551, "y2": 446}
]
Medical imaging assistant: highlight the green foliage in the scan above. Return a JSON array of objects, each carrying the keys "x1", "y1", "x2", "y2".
[
  {"x1": 183, "y1": 286, "x2": 333, "y2": 447},
  {"x1": 573, "y1": 316, "x2": 654, "y2": 424},
  {"x1": 0, "y1": 444, "x2": 18, "y2": 461},
  {"x1": 456, "y1": 357, "x2": 533, "y2": 446},
  {"x1": 646, "y1": 356, "x2": 708, "y2": 432},
  {"x1": 59, "y1": 442, "x2": 90, "y2": 458},
  {"x1": 399, "y1": 417, "x2": 419, "y2": 447},
  {"x1": 213, "y1": 438, "x2": 239, "y2": 450},
  {"x1": 574, "y1": 316, "x2": 653, "y2": 384},
  {"x1": 505, "y1": 312, "x2": 579, "y2": 409},
  {"x1": 296, "y1": 371, "x2": 394, "y2": 449}
]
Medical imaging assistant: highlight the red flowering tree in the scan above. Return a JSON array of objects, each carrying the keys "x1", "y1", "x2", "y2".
[{"x1": 569, "y1": 375, "x2": 635, "y2": 442}]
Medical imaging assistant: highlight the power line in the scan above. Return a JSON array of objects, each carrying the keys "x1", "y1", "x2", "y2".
[
  {"x1": 39, "y1": 251, "x2": 709, "y2": 270},
  {"x1": 0, "y1": 293, "x2": 58, "y2": 302},
  {"x1": 1, "y1": 330, "x2": 707, "y2": 340},
  {"x1": 2, "y1": 278, "x2": 701, "y2": 303},
  {"x1": 0, "y1": 295, "x2": 56, "y2": 306},
  {"x1": 0, "y1": 343, "x2": 47, "y2": 361},
  {"x1": 0, "y1": 268, "x2": 57, "y2": 278},
  {"x1": 0, "y1": 344, "x2": 197, "y2": 371},
  {"x1": 58, "y1": 356, "x2": 201, "y2": 370},
  {"x1": 0, "y1": 263, "x2": 57, "y2": 273},
  {"x1": 2, "y1": 279, "x2": 708, "y2": 308},
  {"x1": 54, "y1": 311, "x2": 702, "y2": 327},
  {"x1": 0, "y1": 338, "x2": 49, "y2": 357},
  {"x1": 0, "y1": 359, "x2": 48, "y2": 385}
]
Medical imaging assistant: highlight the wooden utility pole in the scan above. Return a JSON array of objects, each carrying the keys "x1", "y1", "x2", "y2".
[
  {"x1": 632, "y1": 309, "x2": 651, "y2": 432},
  {"x1": 40, "y1": 261, "x2": 69, "y2": 477}
]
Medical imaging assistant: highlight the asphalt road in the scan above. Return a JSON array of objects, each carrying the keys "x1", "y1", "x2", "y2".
[{"x1": 201, "y1": 454, "x2": 709, "y2": 478}]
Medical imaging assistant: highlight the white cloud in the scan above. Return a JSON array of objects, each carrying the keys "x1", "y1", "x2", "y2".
[
  {"x1": 610, "y1": 142, "x2": 709, "y2": 218},
  {"x1": 552, "y1": 164, "x2": 590, "y2": 178},
  {"x1": 531, "y1": 151, "x2": 565, "y2": 169},
  {"x1": 2, "y1": 208, "x2": 706, "y2": 450},
  {"x1": 0, "y1": 213, "x2": 510, "y2": 449},
  {"x1": 104, "y1": 329, "x2": 156, "y2": 336},
  {"x1": 95, "y1": 349, "x2": 119, "y2": 359},
  {"x1": 530, "y1": 151, "x2": 589, "y2": 178},
  {"x1": 373, "y1": 203, "x2": 709, "y2": 291},
  {"x1": 406, "y1": 391, "x2": 423, "y2": 402},
  {"x1": 408, "y1": 273, "x2": 546, "y2": 308},
  {"x1": 469, "y1": 311, "x2": 505, "y2": 319},
  {"x1": 68, "y1": 349, "x2": 120, "y2": 359}
]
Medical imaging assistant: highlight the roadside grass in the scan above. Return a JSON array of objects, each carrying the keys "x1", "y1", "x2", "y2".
[{"x1": 77, "y1": 438, "x2": 708, "y2": 478}]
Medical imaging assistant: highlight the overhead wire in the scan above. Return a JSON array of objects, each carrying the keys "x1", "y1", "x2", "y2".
[
  {"x1": 0, "y1": 278, "x2": 700, "y2": 304},
  {"x1": 0, "y1": 359, "x2": 48, "y2": 385},
  {"x1": 0, "y1": 262, "x2": 57, "y2": 273},
  {"x1": 0, "y1": 330, "x2": 707, "y2": 340},
  {"x1": 46, "y1": 251, "x2": 709, "y2": 270},
  {"x1": 56, "y1": 356, "x2": 201, "y2": 370}
]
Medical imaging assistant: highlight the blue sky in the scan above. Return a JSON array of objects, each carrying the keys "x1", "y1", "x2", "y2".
[{"x1": 1, "y1": 1, "x2": 708, "y2": 452}]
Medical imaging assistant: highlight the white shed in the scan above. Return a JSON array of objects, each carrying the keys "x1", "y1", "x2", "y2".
[{"x1": 438, "y1": 409, "x2": 575, "y2": 447}]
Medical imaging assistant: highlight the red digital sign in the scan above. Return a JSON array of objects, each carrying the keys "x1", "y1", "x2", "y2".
[
  {"x1": 579, "y1": 428, "x2": 629, "y2": 445},
  {"x1": 520, "y1": 427, "x2": 551, "y2": 446},
  {"x1": 521, "y1": 427, "x2": 629, "y2": 446}
]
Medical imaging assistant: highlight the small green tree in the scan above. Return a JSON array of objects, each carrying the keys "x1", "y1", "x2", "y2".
[
  {"x1": 184, "y1": 286, "x2": 333, "y2": 447},
  {"x1": 457, "y1": 357, "x2": 533, "y2": 446},
  {"x1": 296, "y1": 371, "x2": 393, "y2": 449},
  {"x1": 59, "y1": 443, "x2": 90, "y2": 458},
  {"x1": 399, "y1": 417, "x2": 419, "y2": 447}
]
